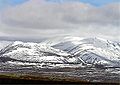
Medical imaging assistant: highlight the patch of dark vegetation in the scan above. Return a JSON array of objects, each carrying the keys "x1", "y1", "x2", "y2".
[
  {"x1": 0, "y1": 74, "x2": 119, "y2": 85},
  {"x1": 0, "y1": 66, "x2": 119, "y2": 84}
]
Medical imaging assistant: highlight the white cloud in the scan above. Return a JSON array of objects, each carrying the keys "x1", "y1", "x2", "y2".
[{"x1": 0, "y1": 0, "x2": 120, "y2": 41}]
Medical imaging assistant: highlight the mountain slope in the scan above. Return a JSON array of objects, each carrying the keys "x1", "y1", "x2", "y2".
[
  {"x1": 42, "y1": 36, "x2": 120, "y2": 67},
  {"x1": 0, "y1": 36, "x2": 120, "y2": 68}
]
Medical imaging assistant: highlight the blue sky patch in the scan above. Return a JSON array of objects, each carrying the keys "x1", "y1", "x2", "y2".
[
  {"x1": 80, "y1": 0, "x2": 120, "y2": 6},
  {"x1": 0, "y1": 0, "x2": 28, "y2": 9},
  {"x1": 0, "y1": 0, "x2": 120, "y2": 10}
]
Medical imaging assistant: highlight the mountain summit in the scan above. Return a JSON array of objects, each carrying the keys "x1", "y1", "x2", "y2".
[{"x1": 0, "y1": 36, "x2": 120, "y2": 68}]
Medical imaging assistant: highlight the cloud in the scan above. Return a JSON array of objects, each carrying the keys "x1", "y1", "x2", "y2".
[{"x1": 0, "y1": 0, "x2": 120, "y2": 41}]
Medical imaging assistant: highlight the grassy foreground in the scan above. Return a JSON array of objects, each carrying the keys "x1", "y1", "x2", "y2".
[{"x1": 0, "y1": 73, "x2": 119, "y2": 84}]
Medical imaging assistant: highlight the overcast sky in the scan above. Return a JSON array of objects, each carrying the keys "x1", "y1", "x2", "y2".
[{"x1": 0, "y1": 0, "x2": 120, "y2": 41}]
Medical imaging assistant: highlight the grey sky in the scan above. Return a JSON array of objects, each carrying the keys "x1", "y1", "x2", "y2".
[{"x1": 0, "y1": 0, "x2": 120, "y2": 41}]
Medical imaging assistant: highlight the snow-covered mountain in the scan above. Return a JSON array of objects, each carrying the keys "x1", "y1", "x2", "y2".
[
  {"x1": 0, "y1": 36, "x2": 120, "y2": 68},
  {"x1": 0, "y1": 41, "x2": 12, "y2": 50},
  {"x1": 51, "y1": 37, "x2": 120, "y2": 67}
]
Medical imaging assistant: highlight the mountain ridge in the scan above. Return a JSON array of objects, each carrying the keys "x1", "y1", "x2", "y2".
[{"x1": 0, "y1": 36, "x2": 120, "y2": 68}]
